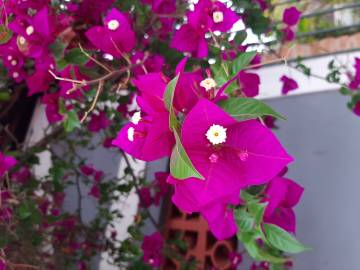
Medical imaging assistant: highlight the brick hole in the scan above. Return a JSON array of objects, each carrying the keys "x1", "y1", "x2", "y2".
[
  {"x1": 213, "y1": 243, "x2": 231, "y2": 268},
  {"x1": 206, "y1": 231, "x2": 217, "y2": 250},
  {"x1": 184, "y1": 230, "x2": 198, "y2": 250},
  {"x1": 164, "y1": 258, "x2": 178, "y2": 270},
  {"x1": 186, "y1": 212, "x2": 200, "y2": 220}
]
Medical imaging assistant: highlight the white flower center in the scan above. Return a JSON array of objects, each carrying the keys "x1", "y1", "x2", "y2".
[
  {"x1": 19, "y1": 36, "x2": 26, "y2": 45},
  {"x1": 26, "y1": 26, "x2": 34, "y2": 36},
  {"x1": 213, "y1": 11, "x2": 224, "y2": 23},
  {"x1": 11, "y1": 60, "x2": 17, "y2": 66},
  {"x1": 131, "y1": 111, "x2": 141, "y2": 125},
  {"x1": 127, "y1": 127, "x2": 135, "y2": 142},
  {"x1": 107, "y1": 20, "x2": 120, "y2": 30},
  {"x1": 200, "y1": 78, "x2": 217, "y2": 91},
  {"x1": 206, "y1": 124, "x2": 227, "y2": 145},
  {"x1": 12, "y1": 72, "x2": 19, "y2": 79}
]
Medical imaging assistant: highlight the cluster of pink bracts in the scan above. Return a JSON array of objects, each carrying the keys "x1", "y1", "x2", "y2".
[{"x1": 112, "y1": 56, "x2": 304, "y2": 240}]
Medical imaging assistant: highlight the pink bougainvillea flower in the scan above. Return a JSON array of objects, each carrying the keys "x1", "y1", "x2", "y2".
[
  {"x1": 153, "y1": 172, "x2": 169, "y2": 205},
  {"x1": 77, "y1": 0, "x2": 115, "y2": 24},
  {"x1": 112, "y1": 73, "x2": 175, "y2": 161},
  {"x1": 171, "y1": 23, "x2": 209, "y2": 58},
  {"x1": 263, "y1": 177, "x2": 304, "y2": 233},
  {"x1": 41, "y1": 93, "x2": 64, "y2": 124},
  {"x1": 282, "y1": 27, "x2": 295, "y2": 41},
  {"x1": 88, "y1": 184, "x2": 101, "y2": 199},
  {"x1": 264, "y1": 116, "x2": 278, "y2": 129},
  {"x1": 228, "y1": 251, "x2": 243, "y2": 270},
  {"x1": 9, "y1": 7, "x2": 56, "y2": 58},
  {"x1": 87, "y1": 111, "x2": 111, "y2": 132},
  {"x1": 238, "y1": 71, "x2": 261, "y2": 97},
  {"x1": 201, "y1": 200, "x2": 238, "y2": 240},
  {"x1": 280, "y1": 75, "x2": 299, "y2": 95},
  {"x1": 152, "y1": 0, "x2": 176, "y2": 14},
  {"x1": 133, "y1": 72, "x2": 169, "y2": 114},
  {"x1": 169, "y1": 99, "x2": 293, "y2": 224},
  {"x1": 12, "y1": 166, "x2": 31, "y2": 184},
  {"x1": 283, "y1": 7, "x2": 301, "y2": 26},
  {"x1": 139, "y1": 187, "x2": 153, "y2": 207},
  {"x1": 353, "y1": 101, "x2": 360, "y2": 117},
  {"x1": 348, "y1": 58, "x2": 360, "y2": 89},
  {"x1": 112, "y1": 113, "x2": 174, "y2": 161},
  {"x1": 0, "y1": 152, "x2": 17, "y2": 177},
  {"x1": 26, "y1": 54, "x2": 56, "y2": 96},
  {"x1": 86, "y1": 8, "x2": 136, "y2": 58},
  {"x1": 0, "y1": 37, "x2": 25, "y2": 71},
  {"x1": 141, "y1": 232, "x2": 164, "y2": 267},
  {"x1": 131, "y1": 52, "x2": 165, "y2": 77},
  {"x1": 253, "y1": 0, "x2": 269, "y2": 10},
  {"x1": 59, "y1": 65, "x2": 90, "y2": 99},
  {"x1": 0, "y1": 258, "x2": 5, "y2": 270},
  {"x1": 174, "y1": 70, "x2": 208, "y2": 113},
  {"x1": 210, "y1": 1, "x2": 240, "y2": 32},
  {"x1": 171, "y1": 0, "x2": 239, "y2": 58},
  {"x1": 80, "y1": 165, "x2": 94, "y2": 176}
]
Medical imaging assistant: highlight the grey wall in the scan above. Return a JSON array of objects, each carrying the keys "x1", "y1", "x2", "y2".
[{"x1": 267, "y1": 91, "x2": 360, "y2": 270}]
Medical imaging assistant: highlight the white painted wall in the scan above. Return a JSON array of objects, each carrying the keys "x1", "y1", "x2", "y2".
[{"x1": 257, "y1": 50, "x2": 360, "y2": 100}]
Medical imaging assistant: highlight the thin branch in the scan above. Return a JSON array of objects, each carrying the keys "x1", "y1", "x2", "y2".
[
  {"x1": 78, "y1": 43, "x2": 112, "y2": 73},
  {"x1": 80, "y1": 80, "x2": 104, "y2": 123}
]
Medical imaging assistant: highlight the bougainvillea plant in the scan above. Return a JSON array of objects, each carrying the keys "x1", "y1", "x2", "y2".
[{"x1": 0, "y1": 0, "x2": 358, "y2": 269}]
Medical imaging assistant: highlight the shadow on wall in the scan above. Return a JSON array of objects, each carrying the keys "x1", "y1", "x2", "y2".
[{"x1": 268, "y1": 91, "x2": 360, "y2": 270}]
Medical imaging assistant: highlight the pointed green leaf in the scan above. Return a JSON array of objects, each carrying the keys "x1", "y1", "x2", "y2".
[
  {"x1": 244, "y1": 240, "x2": 287, "y2": 264},
  {"x1": 218, "y1": 97, "x2": 286, "y2": 121},
  {"x1": 64, "y1": 48, "x2": 88, "y2": 66},
  {"x1": 0, "y1": 25, "x2": 13, "y2": 45},
  {"x1": 232, "y1": 51, "x2": 257, "y2": 75},
  {"x1": 263, "y1": 223, "x2": 310, "y2": 254},
  {"x1": 64, "y1": 110, "x2": 81, "y2": 132},
  {"x1": 248, "y1": 202, "x2": 267, "y2": 226},
  {"x1": 170, "y1": 130, "x2": 204, "y2": 180},
  {"x1": 234, "y1": 208, "x2": 255, "y2": 232},
  {"x1": 164, "y1": 74, "x2": 180, "y2": 129}
]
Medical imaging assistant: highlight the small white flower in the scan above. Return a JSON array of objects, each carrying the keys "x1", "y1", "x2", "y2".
[
  {"x1": 206, "y1": 124, "x2": 227, "y2": 145},
  {"x1": 127, "y1": 127, "x2": 135, "y2": 142},
  {"x1": 12, "y1": 72, "x2": 19, "y2": 79},
  {"x1": 18, "y1": 36, "x2": 26, "y2": 45},
  {"x1": 26, "y1": 26, "x2": 34, "y2": 36},
  {"x1": 7, "y1": 55, "x2": 13, "y2": 61},
  {"x1": 131, "y1": 111, "x2": 141, "y2": 125},
  {"x1": 107, "y1": 20, "x2": 120, "y2": 30},
  {"x1": 200, "y1": 78, "x2": 217, "y2": 91},
  {"x1": 11, "y1": 60, "x2": 17, "y2": 66},
  {"x1": 213, "y1": 11, "x2": 224, "y2": 23}
]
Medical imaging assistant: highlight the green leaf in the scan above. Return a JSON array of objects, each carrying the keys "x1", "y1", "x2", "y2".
[
  {"x1": 234, "y1": 30, "x2": 248, "y2": 45},
  {"x1": 339, "y1": 86, "x2": 353, "y2": 96},
  {"x1": 170, "y1": 130, "x2": 204, "y2": 180},
  {"x1": 64, "y1": 48, "x2": 88, "y2": 66},
  {"x1": 163, "y1": 74, "x2": 180, "y2": 129},
  {"x1": 0, "y1": 91, "x2": 11, "y2": 102},
  {"x1": 263, "y1": 223, "x2": 310, "y2": 254},
  {"x1": 232, "y1": 51, "x2": 257, "y2": 75},
  {"x1": 18, "y1": 203, "x2": 32, "y2": 220},
  {"x1": 218, "y1": 97, "x2": 286, "y2": 121},
  {"x1": 49, "y1": 39, "x2": 66, "y2": 60},
  {"x1": 248, "y1": 202, "x2": 267, "y2": 226},
  {"x1": 234, "y1": 208, "x2": 255, "y2": 232},
  {"x1": 64, "y1": 110, "x2": 81, "y2": 132},
  {"x1": 244, "y1": 240, "x2": 287, "y2": 264},
  {"x1": 0, "y1": 25, "x2": 13, "y2": 45},
  {"x1": 270, "y1": 263, "x2": 285, "y2": 270}
]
